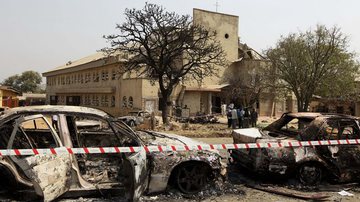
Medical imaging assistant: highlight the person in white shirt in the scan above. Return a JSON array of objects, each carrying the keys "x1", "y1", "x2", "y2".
[{"x1": 52, "y1": 115, "x2": 58, "y2": 130}]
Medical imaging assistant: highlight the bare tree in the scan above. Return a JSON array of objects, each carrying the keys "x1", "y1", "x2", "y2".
[
  {"x1": 266, "y1": 25, "x2": 359, "y2": 112},
  {"x1": 222, "y1": 59, "x2": 273, "y2": 108},
  {"x1": 103, "y1": 3, "x2": 226, "y2": 124}
]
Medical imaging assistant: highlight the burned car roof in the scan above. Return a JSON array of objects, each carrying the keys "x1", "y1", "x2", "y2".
[
  {"x1": 282, "y1": 112, "x2": 356, "y2": 119},
  {"x1": 0, "y1": 105, "x2": 111, "y2": 124}
]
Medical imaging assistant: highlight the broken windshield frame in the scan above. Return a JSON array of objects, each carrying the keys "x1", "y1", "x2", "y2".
[{"x1": 263, "y1": 115, "x2": 314, "y2": 137}]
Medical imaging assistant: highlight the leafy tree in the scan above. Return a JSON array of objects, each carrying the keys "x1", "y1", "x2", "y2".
[
  {"x1": 2, "y1": 71, "x2": 42, "y2": 93},
  {"x1": 103, "y1": 3, "x2": 226, "y2": 124},
  {"x1": 266, "y1": 25, "x2": 359, "y2": 112}
]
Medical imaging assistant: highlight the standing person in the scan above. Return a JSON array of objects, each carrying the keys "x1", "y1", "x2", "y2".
[
  {"x1": 231, "y1": 107, "x2": 238, "y2": 129},
  {"x1": 237, "y1": 107, "x2": 245, "y2": 128},
  {"x1": 250, "y1": 108, "x2": 258, "y2": 127},
  {"x1": 243, "y1": 108, "x2": 250, "y2": 128},
  {"x1": 52, "y1": 115, "x2": 58, "y2": 130},
  {"x1": 227, "y1": 107, "x2": 232, "y2": 128}
]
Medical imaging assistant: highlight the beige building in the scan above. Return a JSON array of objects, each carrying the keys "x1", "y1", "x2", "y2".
[
  {"x1": 43, "y1": 52, "x2": 160, "y2": 117},
  {"x1": 43, "y1": 8, "x2": 292, "y2": 117}
]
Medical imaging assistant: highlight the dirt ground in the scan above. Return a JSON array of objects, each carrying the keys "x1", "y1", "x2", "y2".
[{"x1": 154, "y1": 116, "x2": 276, "y2": 138}]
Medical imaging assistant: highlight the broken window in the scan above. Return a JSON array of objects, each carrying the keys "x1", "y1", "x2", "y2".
[
  {"x1": 65, "y1": 115, "x2": 126, "y2": 184},
  {"x1": 12, "y1": 115, "x2": 59, "y2": 149},
  {"x1": 0, "y1": 120, "x2": 15, "y2": 149}
]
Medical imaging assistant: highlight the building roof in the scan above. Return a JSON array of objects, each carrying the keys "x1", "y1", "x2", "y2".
[
  {"x1": 18, "y1": 93, "x2": 46, "y2": 100},
  {"x1": 42, "y1": 51, "x2": 127, "y2": 77},
  {"x1": 43, "y1": 52, "x2": 107, "y2": 76},
  {"x1": 0, "y1": 86, "x2": 21, "y2": 95}
]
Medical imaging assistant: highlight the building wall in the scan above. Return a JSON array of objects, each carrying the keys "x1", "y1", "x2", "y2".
[
  {"x1": 191, "y1": 9, "x2": 239, "y2": 86},
  {"x1": 45, "y1": 63, "x2": 125, "y2": 116},
  {"x1": 182, "y1": 91, "x2": 201, "y2": 115}
]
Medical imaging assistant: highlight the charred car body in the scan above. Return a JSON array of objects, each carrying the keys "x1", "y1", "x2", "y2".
[
  {"x1": 0, "y1": 106, "x2": 225, "y2": 201},
  {"x1": 117, "y1": 111, "x2": 152, "y2": 127},
  {"x1": 230, "y1": 112, "x2": 360, "y2": 185}
]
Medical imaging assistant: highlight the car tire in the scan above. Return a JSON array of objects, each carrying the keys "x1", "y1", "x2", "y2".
[
  {"x1": 175, "y1": 162, "x2": 210, "y2": 194},
  {"x1": 128, "y1": 120, "x2": 136, "y2": 127},
  {"x1": 298, "y1": 162, "x2": 323, "y2": 185}
]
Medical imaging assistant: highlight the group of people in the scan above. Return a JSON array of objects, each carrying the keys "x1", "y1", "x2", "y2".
[{"x1": 227, "y1": 104, "x2": 258, "y2": 129}]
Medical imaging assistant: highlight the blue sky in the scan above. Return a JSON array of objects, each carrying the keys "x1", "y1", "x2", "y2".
[{"x1": 0, "y1": 0, "x2": 359, "y2": 82}]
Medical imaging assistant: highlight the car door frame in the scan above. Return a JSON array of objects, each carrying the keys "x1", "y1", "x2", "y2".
[
  {"x1": 7, "y1": 114, "x2": 73, "y2": 201},
  {"x1": 317, "y1": 118, "x2": 360, "y2": 180}
]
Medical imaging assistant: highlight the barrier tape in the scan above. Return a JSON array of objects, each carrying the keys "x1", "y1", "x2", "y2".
[{"x1": 1, "y1": 139, "x2": 360, "y2": 156}]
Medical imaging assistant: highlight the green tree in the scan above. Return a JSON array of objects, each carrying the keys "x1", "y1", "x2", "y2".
[
  {"x1": 2, "y1": 71, "x2": 42, "y2": 93},
  {"x1": 103, "y1": 3, "x2": 226, "y2": 124},
  {"x1": 266, "y1": 25, "x2": 359, "y2": 112}
]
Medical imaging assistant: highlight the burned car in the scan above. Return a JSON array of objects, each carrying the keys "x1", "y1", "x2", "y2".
[
  {"x1": 0, "y1": 106, "x2": 225, "y2": 201},
  {"x1": 230, "y1": 112, "x2": 360, "y2": 185},
  {"x1": 117, "y1": 111, "x2": 152, "y2": 127}
]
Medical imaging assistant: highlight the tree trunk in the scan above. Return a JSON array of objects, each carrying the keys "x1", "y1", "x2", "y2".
[{"x1": 161, "y1": 95, "x2": 169, "y2": 125}]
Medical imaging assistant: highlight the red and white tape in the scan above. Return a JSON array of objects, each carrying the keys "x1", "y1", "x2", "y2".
[{"x1": 1, "y1": 139, "x2": 359, "y2": 156}]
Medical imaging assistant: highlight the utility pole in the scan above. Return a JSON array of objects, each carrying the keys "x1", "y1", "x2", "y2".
[{"x1": 215, "y1": 0, "x2": 220, "y2": 12}]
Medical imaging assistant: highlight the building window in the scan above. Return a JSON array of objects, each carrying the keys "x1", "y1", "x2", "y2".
[
  {"x1": 93, "y1": 72, "x2": 99, "y2": 82},
  {"x1": 102, "y1": 70, "x2": 109, "y2": 81},
  {"x1": 128, "y1": 96, "x2": 133, "y2": 108},
  {"x1": 111, "y1": 96, "x2": 115, "y2": 107},
  {"x1": 100, "y1": 95, "x2": 109, "y2": 107},
  {"x1": 112, "y1": 69, "x2": 116, "y2": 80},
  {"x1": 92, "y1": 95, "x2": 99, "y2": 106},
  {"x1": 85, "y1": 73, "x2": 91, "y2": 83},
  {"x1": 122, "y1": 96, "x2": 127, "y2": 108},
  {"x1": 84, "y1": 95, "x2": 91, "y2": 105},
  {"x1": 225, "y1": 33, "x2": 229, "y2": 39},
  {"x1": 66, "y1": 76, "x2": 70, "y2": 85}
]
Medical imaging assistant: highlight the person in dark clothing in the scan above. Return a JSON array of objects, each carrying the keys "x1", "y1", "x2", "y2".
[
  {"x1": 227, "y1": 108, "x2": 232, "y2": 128},
  {"x1": 250, "y1": 108, "x2": 258, "y2": 127},
  {"x1": 243, "y1": 108, "x2": 250, "y2": 128},
  {"x1": 237, "y1": 107, "x2": 244, "y2": 128}
]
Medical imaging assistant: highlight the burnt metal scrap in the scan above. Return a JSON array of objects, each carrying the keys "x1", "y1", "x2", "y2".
[
  {"x1": 0, "y1": 105, "x2": 225, "y2": 201},
  {"x1": 230, "y1": 112, "x2": 360, "y2": 185}
]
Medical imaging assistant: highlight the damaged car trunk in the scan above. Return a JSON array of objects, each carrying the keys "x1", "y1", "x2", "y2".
[{"x1": 230, "y1": 112, "x2": 360, "y2": 185}]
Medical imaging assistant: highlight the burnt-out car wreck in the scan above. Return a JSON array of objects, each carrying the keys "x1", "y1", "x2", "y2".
[
  {"x1": 230, "y1": 112, "x2": 360, "y2": 185},
  {"x1": 0, "y1": 106, "x2": 226, "y2": 201}
]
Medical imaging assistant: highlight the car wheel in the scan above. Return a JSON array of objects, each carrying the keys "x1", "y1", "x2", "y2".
[
  {"x1": 298, "y1": 162, "x2": 323, "y2": 185},
  {"x1": 128, "y1": 120, "x2": 136, "y2": 127},
  {"x1": 176, "y1": 162, "x2": 209, "y2": 194}
]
